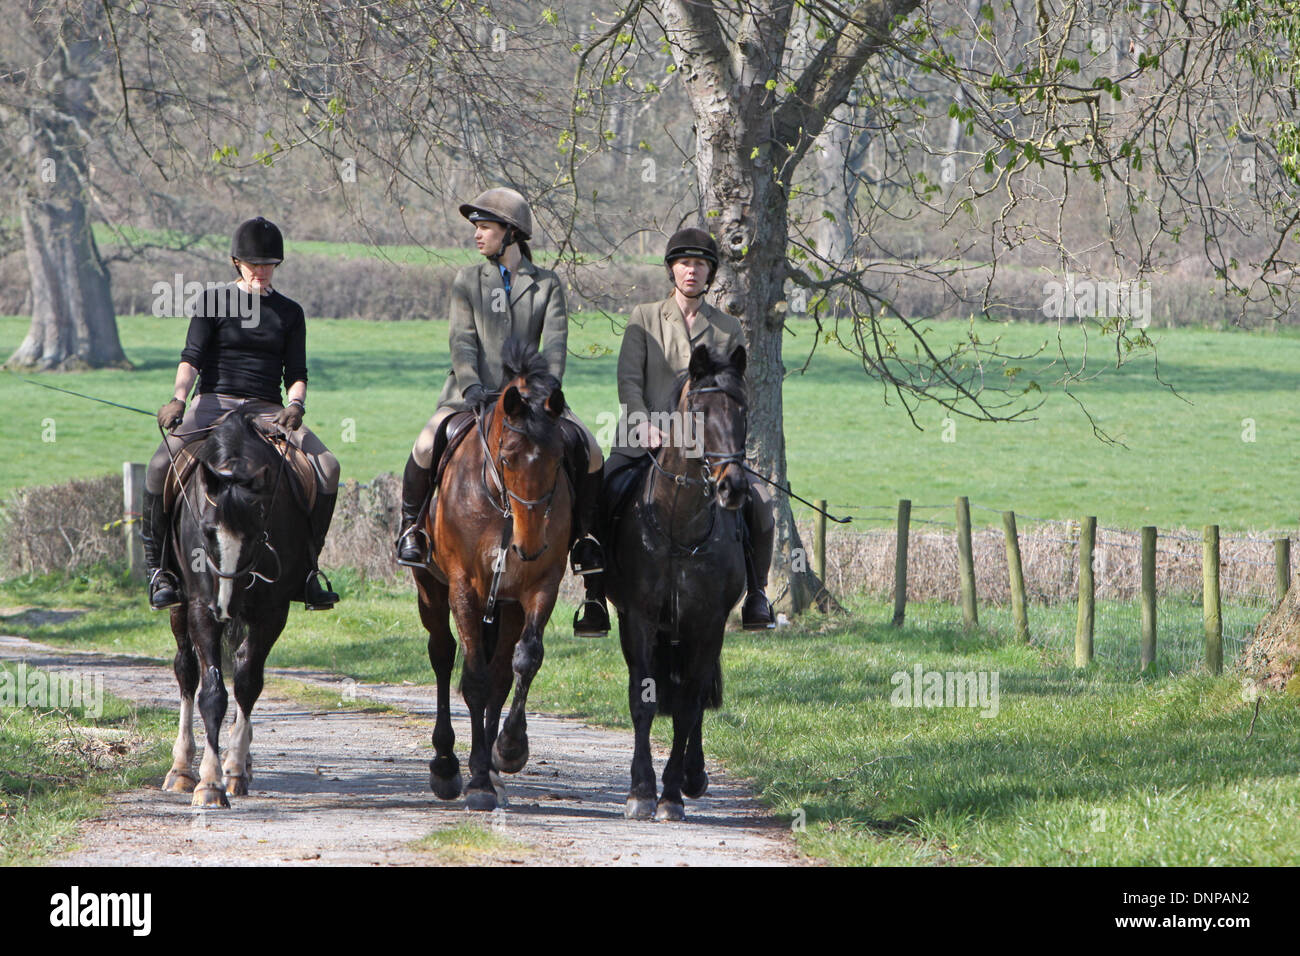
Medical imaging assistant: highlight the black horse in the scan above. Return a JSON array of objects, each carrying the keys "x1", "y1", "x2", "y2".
[
  {"x1": 601, "y1": 344, "x2": 750, "y2": 822},
  {"x1": 159, "y1": 408, "x2": 311, "y2": 807}
]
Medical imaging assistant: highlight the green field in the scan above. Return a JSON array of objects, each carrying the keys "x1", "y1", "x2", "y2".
[
  {"x1": 2, "y1": 313, "x2": 1298, "y2": 533},
  {"x1": 1, "y1": 567, "x2": 1296, "y2": 866}
]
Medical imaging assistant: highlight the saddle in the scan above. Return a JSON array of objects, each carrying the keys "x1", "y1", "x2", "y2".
[{"x1": 163, "y1": 415, "x2": 319, "y2": 515}]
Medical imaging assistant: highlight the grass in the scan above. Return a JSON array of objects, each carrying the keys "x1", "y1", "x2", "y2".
[
  {"x1": 0, "y1": 665, "x2": 173, "y2": 865},
  {"x1": 409, "y1": 821, "x2": 531, "y2": 865},
  {"x1": 2, "y1": 567, "x2": 1294, "y2": 866},
  {"x1": 3, "y1": 313, "x2": 1299, "y2": 532}
]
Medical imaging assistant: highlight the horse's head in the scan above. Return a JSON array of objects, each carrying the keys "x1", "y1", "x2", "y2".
[
  {"x1": 678, "y1": 343, "x2": 750, "y2": 511},
  {"x1": 191, "y1": 410, "x2": 279, "y2": 621},
  {"x1": 490, "y1": 339, "x2": 568, "y2": 562}
]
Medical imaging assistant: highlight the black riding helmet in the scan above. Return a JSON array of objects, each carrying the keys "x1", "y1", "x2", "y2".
[
  {"x1": 664, "y1": 227, "x2": 719, "y2": 292},
  {"x1": 231, "y1": 217, "x2": 284, "y2": 264}
]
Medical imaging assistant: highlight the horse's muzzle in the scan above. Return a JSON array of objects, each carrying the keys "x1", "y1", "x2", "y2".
[{"x1": 511, "y1": 541, "x2": 550, "y2": 562}]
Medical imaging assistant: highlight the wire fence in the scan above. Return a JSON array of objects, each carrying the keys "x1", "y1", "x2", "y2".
[{"x1": 797, "y1": 499, "x2": 1287, "y2": 672}]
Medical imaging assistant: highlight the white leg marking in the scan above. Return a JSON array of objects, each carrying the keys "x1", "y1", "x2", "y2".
[
  {"x1": 225, "y1": 703, "x2": 252, "y2": 777},
  {"x1": 173, "y1": 696, "x2": 195, "y2": 770},
  {"x1": 215, "y1": 526, "x2": 241, "y2": 621}
]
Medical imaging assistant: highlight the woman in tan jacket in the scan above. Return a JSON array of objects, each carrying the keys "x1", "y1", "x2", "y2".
[
  {"x1": 396, "y1": 188, "x2": 608, "y2": 632},
  {"x1": 579, "y1": 228, "x2": 776, "y2": 630}
]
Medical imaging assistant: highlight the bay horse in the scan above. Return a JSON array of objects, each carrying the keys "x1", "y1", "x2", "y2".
[
  {"x1": 411, "y1": 338, "x2": 572, "y2": 812},
  {"x1": 159, "y1": 408, "x2": 310, "y2": 807},
  {"x1": 601, "y1": 344, "x2": 750, "y2": 821}
]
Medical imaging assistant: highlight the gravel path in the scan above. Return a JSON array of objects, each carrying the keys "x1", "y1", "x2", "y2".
[{"x1": 0, "y1": 635, "x2": 805, "y2": 867}]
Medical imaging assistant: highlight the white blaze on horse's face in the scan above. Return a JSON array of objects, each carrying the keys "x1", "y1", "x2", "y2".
[{"x1": 214, "y1": 525, "x2": 241, "y2": 622}]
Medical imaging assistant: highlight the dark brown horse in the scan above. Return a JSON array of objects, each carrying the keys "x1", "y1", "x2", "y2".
[
  {"x1": 601, "y1": 344, "x2": 750, "y2": 821},
  {"x1": 411, "y1": 339, "x2": 572, "y2": 811},
  {"x1": 160, "y1": 408, "x2": 309, "y2": 807}
]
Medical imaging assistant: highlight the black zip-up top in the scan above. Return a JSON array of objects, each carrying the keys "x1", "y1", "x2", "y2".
[{"x1": 180, "y1": 284, "x2": 308, "y2": 404}]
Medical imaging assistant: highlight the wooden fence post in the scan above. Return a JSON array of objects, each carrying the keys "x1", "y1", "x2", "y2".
[
  {"x1": 1075, "y1": 516, "x2": 1096, "y2": 667},
  {"x1": 123, "y1": 462, "x2": 146, "y2": 581},
  {"x1": 1002, "y1": 511, "x2": 1029, "y2": 642},
  {"x1": 893, "y1": 499, "x2": 911, "y2": 627},
  {"x1": 1204, "y1": 525, "x2": 1222, "y2": 675},
  {"x1": 956, "y1": 496, "x2": 977, "y2": 628},
  {"x1": 1141, "y1": 526, "x2": 1157, "y2": 671},
  {"x1": 1275, "y1": 537, "x2": 1291, "y2": 604},
  {"x1": 814, "y1": 499, "x2": 827, "y2": 585}
]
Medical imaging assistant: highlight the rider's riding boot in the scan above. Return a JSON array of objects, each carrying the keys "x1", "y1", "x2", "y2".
[
  {"x1": 304, "y1": 491, "x2": 339, "y2": 610},
  {"x1": 573, "y1": 571, "x2": 611, "y2": 637},
  {"x1": 740, "y1": 496, "x2": 777, "y2": 631},
  {"x1": 141, "y1": 489, "x2": 181, "y2": 610},
  {"x1": 396, "y1": 454, "x2": 433, "y2": 567},
  {"x1": 569, "y1": 468, "x2": 605, "y2": 576}
]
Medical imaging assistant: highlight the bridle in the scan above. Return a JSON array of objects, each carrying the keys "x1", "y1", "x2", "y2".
[{"x1": 646, "y1": 384, "x2": 748, "y2": 505}]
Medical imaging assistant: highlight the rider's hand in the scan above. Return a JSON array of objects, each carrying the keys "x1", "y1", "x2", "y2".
[
  {"x1": 275, "y1": 401, "x2": 304, "y2": 431},
  {"x1": 463, "y1": 384, "x2": 491, "y2": 411},
  {"x1": 157, "y1": 399, "x2": 185, "y2": 431},
  {"x1": 633, "y1": 420, "x2": 664, "y2": 449}
]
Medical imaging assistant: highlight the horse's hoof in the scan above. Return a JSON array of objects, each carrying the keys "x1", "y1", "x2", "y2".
[
  {"x1": 625, "y1": 796, "x2": 656, "y2": 821},
  {"x1": 163, "y1": 769, "x2": 197, "y2": 793},
  {"x1": 191, "y1": 784, "x2": 231, "y2": 809},
  {"x1": 223, "y1": 774, "x2": 250, "y2": 797},
  {"x1": 683, "y1": 771, "x2": 709, "y2": 799},
  {"x1": 430, "y1": 771, "x2": 464, "y2": 801},
  {"x1": 491, "y1": 734, "x2": 529, "y2": 774},
  {"x1": 655, "y1": 800, "x2": 686, "y2": 822},
  {"x1": 465, "y1": 790, "x2": 497, "y2": 812}
]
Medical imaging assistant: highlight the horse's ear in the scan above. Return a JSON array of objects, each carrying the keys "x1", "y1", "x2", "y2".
[
  {"x1": 728, "y1": 345, "x2": 747, "y2": 377},
  {"x1": 544, "y1": 386, "x2": 565, "y2": 419},
  {"x1": 503, "y1": 385, "x2": 525, "y2": 418},
  {"x1": 250, "y1": 464, "x2": 271, "y2": 492},
  {"x1": 688, "y1": 344, "x2": 712, "y2": 380}
]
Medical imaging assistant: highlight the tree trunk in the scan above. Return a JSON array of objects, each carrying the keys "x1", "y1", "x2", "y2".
[
  {"x1": 5, "y1": 26, "x2": 127, "y2": 372},
  {"x1": 672, "y1": 8, "x2": 838, "y2": 614}
]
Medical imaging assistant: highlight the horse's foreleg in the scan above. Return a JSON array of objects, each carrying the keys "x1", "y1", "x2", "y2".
[
  {"x1": 656, "y1": 687, "x2": 702, "y2": 823},
  {"x1": 163, "y1": 609, "x2": 199, "y2": 793},
  {"x1": 682, "y1": 715, "x2": 709, "y2": 799},
  {"x1": 192, "y1": 612, "x2": 230, "y2": 808},
  {"x1": 224, "y1": 606, "x2": 284, "y2": 797},
  {"x1": 621, "y1": 613, "x2": 658, "y2": 820},
  {"x1": 451, "y1": 583, "x2": 496, "y2": 812},
  {"x1": 418, "y1": 575, "x2": 461, "y2": 801},
  {"x1": 493, "y1": 599, "x2": 550, "y2": 776}
]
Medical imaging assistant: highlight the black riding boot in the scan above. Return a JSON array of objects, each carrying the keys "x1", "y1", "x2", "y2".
[
  {"x1": 396, "y1": 454, "x2": 433, "y2": 567},
  {"x1": 141, "y1": 489, "x2": 181, "y2": 610},
  {"x1": 304, "y1": 491, "x2": 339, "y2": 610},
  {"x1": 570, "y1": 468, "x2": 609, "y2": 636},
  {"x1": 569, "y1": 468, "x2": 605, "y2": 575},
  {"x1": 741, "y1": 496, "x2": 777, "y2": 630}
]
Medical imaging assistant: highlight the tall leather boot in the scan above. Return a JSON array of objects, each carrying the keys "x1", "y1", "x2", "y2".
[
  {"x1": 141, "y1": 489, "x2": 181, "y2": 610},
  {"x1": 570, "y1": 468, "x2": 609, "y2": 636},
  {"x1": 396, "y1": 454, "x2": 433, "y2": 567},
  {"x1": 304, "y1": 490, "x2": 339, "y2": 609},
  {"x1": 741, "y1": 494, "x2": 776, "y2": 630}
]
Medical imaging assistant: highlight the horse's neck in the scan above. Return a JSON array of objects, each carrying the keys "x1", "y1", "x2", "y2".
[{"x1": 649, "y1": 435, "x2": 713, "y2": 541}]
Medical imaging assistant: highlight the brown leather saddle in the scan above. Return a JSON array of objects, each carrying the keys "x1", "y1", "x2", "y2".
[{"x1": 163, "y1": 412, "x2": 319, "y2": 515}]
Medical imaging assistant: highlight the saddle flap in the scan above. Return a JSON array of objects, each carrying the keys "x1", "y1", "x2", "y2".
[
  {"x1": 433, "y1": 411, "x2": 476, "y2": 490},
  {"x1": 257, "y1": 430, "x2": 318, "y2": 513}
]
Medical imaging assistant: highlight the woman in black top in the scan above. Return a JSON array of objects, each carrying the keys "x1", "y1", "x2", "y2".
[{"x1": 141, "y1": 217, "x2": 340, "y2": 610}]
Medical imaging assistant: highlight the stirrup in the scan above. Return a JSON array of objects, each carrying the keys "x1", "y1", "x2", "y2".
[
  {"x1": 569, "y1": 536, "x2": 604, "y2": 576},
  {"x1": 148, "y1": 568, "x2": 182, "y2": 610},
  {"x1": 395, "y1": 526, "x2": 430, "y2": 568},
  {"x1": 304, "y1": 569, "x2": 338, "y2": 610},
  {"x1": 573, "y1": 600, "x2": 610, "y2": 637}
]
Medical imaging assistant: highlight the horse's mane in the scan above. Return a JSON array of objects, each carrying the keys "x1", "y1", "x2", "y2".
[
  {"x1": 499, "y1": 338, "x2": 562, "y2": 445},
  {"x1": 673, "y1": 348, "x2": 749, "y2": 408}
]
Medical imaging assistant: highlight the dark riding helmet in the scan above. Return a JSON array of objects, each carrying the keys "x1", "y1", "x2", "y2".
[
  {"x1": 664, "y1": 227, "x2": 719, "y2": 288},
  {"x1": 230, "y1": 216, "x2": 284, "y2": 264},
  {"x1": 459, "y1": 188, "x2": 533, "y2": 241}
]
